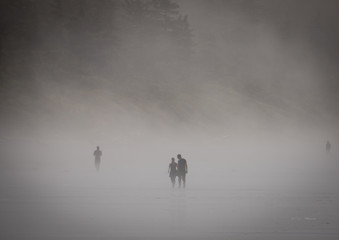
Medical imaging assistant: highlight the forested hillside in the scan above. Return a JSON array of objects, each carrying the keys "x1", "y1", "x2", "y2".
[{"x1": 1, "y1": 0, "x2": 338, "y2": 142}]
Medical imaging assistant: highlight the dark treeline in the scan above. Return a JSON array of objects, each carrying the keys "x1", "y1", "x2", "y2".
[{"x1": 0, "y1": 0, "x2": 192, "y2": 80}]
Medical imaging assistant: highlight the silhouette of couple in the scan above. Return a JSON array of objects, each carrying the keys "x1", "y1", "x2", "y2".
[{"x1": 168, "y1": 154, "x2": 188, "y2": 188}]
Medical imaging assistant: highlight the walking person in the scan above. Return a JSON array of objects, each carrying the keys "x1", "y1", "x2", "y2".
[
  {"x1": 93, "y1": 146, "x2": 102, "y2": 171},
  {"x1": 177, "y1": 154, "x2": 188, "y2": 188},
  {"x1": 326, "y1": 140, "x2": 331, "y2": 153},
  {"x1": 168, "y1": 157, "x2": 177, "y2": 188}
]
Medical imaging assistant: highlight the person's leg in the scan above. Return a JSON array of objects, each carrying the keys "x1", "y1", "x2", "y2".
[
  {"x1": 95, "y1": 159, "x2": 100, "y2": 171},
  {"x1": 182, "y1": 173, "x2": 186, "y2": 188},
  {"x1": 178, "y1": 174, "x2": 182, "y2": 188}
]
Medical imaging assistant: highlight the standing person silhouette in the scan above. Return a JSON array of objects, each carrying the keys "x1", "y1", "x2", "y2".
[
  {"x1": 93, "y1": 146, "x2": 102, "y2": 171},
  {"x1": 168, "y1": 157, "x2": 177, "y2": 188},
  {"x1": 326, "y1": 140, "x2": 331, "y2": 153},
  {"x1": 177, "y1": 154, "x2": 188, "y2": 188}
]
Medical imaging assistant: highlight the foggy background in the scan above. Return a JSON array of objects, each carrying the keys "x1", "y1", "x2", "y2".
[
  {"x1": 1, "y1": 0, "x2": 339, "y2": 168},
  {"x1": 1, "y1": 1, "x2": 339, "y2": 239}
]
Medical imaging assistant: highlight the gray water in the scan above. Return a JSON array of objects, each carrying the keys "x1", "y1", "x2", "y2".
[{"x1": 1, "y1": 151, "x2": 339, "y2": 240}]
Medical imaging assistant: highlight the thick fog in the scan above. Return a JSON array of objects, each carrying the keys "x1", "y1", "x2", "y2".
[{"x1": 1, "y1": 1, "x2": 339, "y2": 239}]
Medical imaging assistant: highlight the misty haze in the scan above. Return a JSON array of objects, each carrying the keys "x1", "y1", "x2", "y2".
[{"x1": 1, "y1": 1, "x2": 339, "y2": 239}]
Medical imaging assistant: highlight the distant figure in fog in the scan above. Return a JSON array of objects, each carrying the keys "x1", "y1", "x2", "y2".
[
  {"x1": 177, "y1": 154, "x2": 188, "y2": 188},
  {"x1": 93, "y1": 146, "x2": 102, "y2": 171},
  {"x1": 168, "y1": 157, "x2": 177, "y2": 188},
  {"x1": 326, "y1": 140, "x2": 331, "y2": 153}
]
